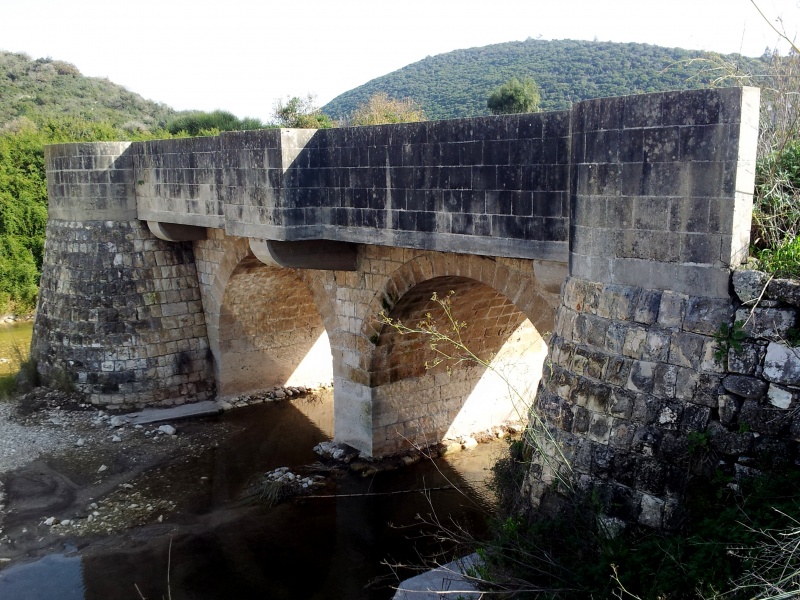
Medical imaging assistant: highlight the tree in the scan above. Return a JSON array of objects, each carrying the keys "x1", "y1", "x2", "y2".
[
  {"x1": 486, "y1": 77, "x2": 541, "y2": 115},
  {"x1": 272, "y1": 94, "x2": 333, "y2": 129},
  {"x1": 348, "y1": 92, "x2": 425, "y2": 126}
]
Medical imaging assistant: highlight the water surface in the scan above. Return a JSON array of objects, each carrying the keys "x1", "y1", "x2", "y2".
[{"x1": 0, "y1": 391, "x2": 499, "y2": 599}]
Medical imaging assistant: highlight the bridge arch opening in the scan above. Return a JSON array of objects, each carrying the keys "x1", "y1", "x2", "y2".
[
  {"x1": 217, "y1": 256, "x2": 332, "y2": 397},
  {"x1": 370, "y1": 275, "x2": 549, "y2": 455}
]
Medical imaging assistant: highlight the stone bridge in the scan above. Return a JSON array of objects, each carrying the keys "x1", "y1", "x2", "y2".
[{"x1": 33, "y1": 85, "x2": 764, "y2": 518}]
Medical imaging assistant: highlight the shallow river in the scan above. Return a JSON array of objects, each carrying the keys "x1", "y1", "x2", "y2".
[{"x1": 0, "y1": 390, "x2": 500, "y2": 599}]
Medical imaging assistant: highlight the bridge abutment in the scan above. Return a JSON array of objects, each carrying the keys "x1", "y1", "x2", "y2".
[{"x1": 525, "y1": 87, "x2": 764, "y2": 526}]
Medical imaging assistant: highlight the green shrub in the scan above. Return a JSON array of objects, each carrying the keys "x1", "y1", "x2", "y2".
[
  {"x1": 486, "y1": 77, "x2": 541, "y2": 115},
  {"x1": 753, "y1": 140, "x2": 800, "y2": 278},
  {"x1": 756, "y1": 235, "x2": 800, "y2": 279},
  {"x1": 166, "y1": 110, "x2": 267, "y2": 136},
  {"x1": 0, "y1": 116, "x2": 173, "y2": 313},
  {"x1": 478, "y1": 444, "x2": 800, "y2": 599}
]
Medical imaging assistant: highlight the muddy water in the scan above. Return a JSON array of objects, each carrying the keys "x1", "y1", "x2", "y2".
[
  {"x1": 0, "y1": 321, "x2": 32, "y2": 376},
  {"x1": 0, "y1": 392, "x2": 499, "y2": 599}
]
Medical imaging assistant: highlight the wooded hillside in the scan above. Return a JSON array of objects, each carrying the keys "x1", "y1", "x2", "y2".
[
  {"x1": 0, "y1": 51, "x2": 175, "y2": 130},
  {"x1": 323, "y1": 39, "x2": 766, "y2": 120}
]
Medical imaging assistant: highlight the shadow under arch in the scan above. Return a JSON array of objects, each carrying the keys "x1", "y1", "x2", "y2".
[
  {"x1": 369, "y1": 273, "x2": 552, "y2": 456},
  {"x1": 216, "y1": 254, "x2": 333, "y2": 397}
]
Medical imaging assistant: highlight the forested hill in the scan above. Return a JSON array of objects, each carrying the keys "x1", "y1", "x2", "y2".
[
  {"x1": 323, "y1": 39, "x2": 766, "y2": 120},
  {"x1": 0, "y1": 51, "x2": 175, "y2": 130}
]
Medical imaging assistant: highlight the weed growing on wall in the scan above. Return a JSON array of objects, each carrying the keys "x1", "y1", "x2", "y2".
[
  {"x1": 713, "y1": 320, "x2": 746, "y2": 364},
  {"x1": 755, "y1": 235, "x2": 800, "y2": 279}
]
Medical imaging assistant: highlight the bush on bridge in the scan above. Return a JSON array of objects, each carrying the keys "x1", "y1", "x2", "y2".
[{"x1": 165, "y1": 110, "x2": 269, "y2": 136}]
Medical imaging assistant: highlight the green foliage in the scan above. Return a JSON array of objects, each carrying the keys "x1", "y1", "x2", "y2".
[
  {"x1": 486, "y1": 77, "x2": 540, "y2": 114},
  {"x1": 0, "y1": 343, "x2": 35, "y2": 399},
  {"x1": 0, "y1": 51, "x2": 188, "y2": 313},
  {"x1": 487, "y1": 438, "x2": 530, "y2": 515},
  {"x1": 165, "y1": 110, "x2": 268, "y2": 136},
  {"x1": 480, "y1": 448, "x2": 800, "y2": 599},
  {"x1": 714, "y1": 320, "x2": 746, "y2": 364},
  {"x1": 0, "y1": 51, "x2": 175, "y2": 130},
  {"x1": 753, "y1": 140, "x2": 800, "y2": 254},
  {"x1": 272, "y1": 95, "x2": 333, "y2": 129},
  {"x1": 347, "y1": 92, "x2": 426, "y2": 126},
  {"x1": 755, "y1": 235, "x2": 800, "y2": 279},
  {"x1": 0, "y1": 116, "x2": 172, "y2": 313},
  {"x1": 687, "y1": 430, "x2": 710, "y2": 455},
  {"x1": 322, "y1": 39, "x2": 767, "y2": 120}
]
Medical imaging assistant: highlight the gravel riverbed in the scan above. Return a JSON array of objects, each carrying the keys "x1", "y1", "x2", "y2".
[
  {"x1": 0, "y1": 402, "x2": 73, "y2": 475},
  {"x1": 0, "y1": 384, "x2": 330, "y2": 563}
]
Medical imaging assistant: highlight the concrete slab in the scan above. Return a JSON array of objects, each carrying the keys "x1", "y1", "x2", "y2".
[
  {"x1": 126, "y1": 401, "x2": 222, "y2": 426},
  {"x1": 393, "y1": 554, "x2": 482, "y2": 599}
]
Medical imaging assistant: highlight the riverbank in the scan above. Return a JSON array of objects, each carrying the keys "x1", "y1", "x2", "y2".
[
  {"x1": 0, "y1": 387, "x2": 239, "y2": 561},
  {"x1": 0, "y1": 386, "x2": 500, "y2": 599}
]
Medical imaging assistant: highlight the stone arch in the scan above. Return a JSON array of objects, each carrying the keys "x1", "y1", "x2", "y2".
[
  {"x1": 361, "y1": 253, "x2": 555, "y2": 341},
  {"x1": 201, "y1": 233, "x2": 337, "y2": 397},
  {"x1": 365, "y1": 253, "x2": 556, "y2": 455}
]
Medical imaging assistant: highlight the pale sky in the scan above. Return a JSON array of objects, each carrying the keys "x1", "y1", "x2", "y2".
[{"x1": 1, "y1": 0, "x2": 798, "y2": 122}]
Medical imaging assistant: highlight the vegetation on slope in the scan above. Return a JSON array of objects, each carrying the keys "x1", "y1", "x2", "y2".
[
  {"x1": 323, "y1": 39, "x2": 766, "y2": 120},
  {"x1": 0, "y1": 51, "x2": 187, "y2": 313},
  {"x1": 0, "y1": 51, "x2": 176, "y2": 131}
]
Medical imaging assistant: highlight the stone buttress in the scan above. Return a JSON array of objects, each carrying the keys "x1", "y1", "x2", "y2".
[{"x1": 31, "y1": 142, "x2": 214, "y2": 407}]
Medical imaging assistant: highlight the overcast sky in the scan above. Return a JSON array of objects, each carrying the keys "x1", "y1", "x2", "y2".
[{"x1": 1, "y1": 0, "x2": 798, "y2": 122}]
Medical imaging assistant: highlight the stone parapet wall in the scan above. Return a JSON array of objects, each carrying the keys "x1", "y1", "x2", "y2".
[
  {"x1": 132, "y1": 115, "x2": 571, "y2": 262},
  {"x1": 225, "y1": 115, "x2": 571, "y2": 261},
  {"x1": 45, "y1": 141, "x2": 137, "y2": 221},
  {"x1": 134, "y1": 136, "x2": 223, "y2": 228},
  {"x1": 570, "y1": 87, "x2": 759, "y2": 298}
]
